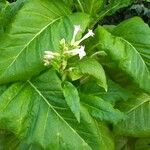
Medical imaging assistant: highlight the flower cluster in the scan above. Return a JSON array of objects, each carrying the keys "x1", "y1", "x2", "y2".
[{"x1": 43, "y1": 25, "x2": 94, "y2": 67}]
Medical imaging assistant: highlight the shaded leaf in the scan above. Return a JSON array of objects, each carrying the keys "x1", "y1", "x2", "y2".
[{"x1": 79, "y1": 79, "x2": 132, "y2": 105}]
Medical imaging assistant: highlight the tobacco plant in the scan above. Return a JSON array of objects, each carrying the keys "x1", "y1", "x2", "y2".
[{"x1": 0, "y1": 0, "x2": 150, "y2": 149}]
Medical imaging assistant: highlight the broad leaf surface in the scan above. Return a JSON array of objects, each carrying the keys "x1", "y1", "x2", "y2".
[
  {"x1": 114, "y1": 93, "x2": 150, "y2": 137},
  {"x1": 90, "y1": 26, "x2": 150, "y2": 93},
  {"x1": 62, "y1": 81, "x2": 80, "y2": 122},
  {"x1": 0, "y1": 0, "x2": 90, "y2": 84},
  {"x1": 112, "y1": 17, "x2": 150, "y2": 71},
  {"x1": 0, "y1": 69, "x2": 114, "y2": 149}
]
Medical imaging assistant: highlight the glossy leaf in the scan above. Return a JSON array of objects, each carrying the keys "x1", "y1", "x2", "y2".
[{"x1": 62, "y1": 81, "x2": 80, "y2": 122}]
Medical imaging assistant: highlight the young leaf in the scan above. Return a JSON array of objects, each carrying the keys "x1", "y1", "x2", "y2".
[
  {"x1": 62, "y1": 81, "x2": 80, "y2": 122},
  {"x1": 114, "y1": 93, "x2": 150, "y2": 137},
  {"x1": 0, "y1": 69, "x2": 114, "y2": 149},
  {"x1": 80, "y1": 94, "x2": 125, "y2": 124},
  {"x1": 0, "y1": 0, "x2": 91, "y2": 84},
  {"x1": 70, "y1": 58, "x2": 107, "y2": 91},
  {"x1": 90, "y1": 26, "x2": 150, "y2": 93}
]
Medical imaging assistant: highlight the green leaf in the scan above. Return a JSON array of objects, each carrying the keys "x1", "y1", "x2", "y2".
[
  {"x1": 70, "y1": 58, "x2": 107, "y2": 91},
  {"x1": 75, "y1": 0, "x2": 103, "y2": 17},
  {"x1": 0, "y1": 0, "x2": 91, "y2": 84},
  {"x1": 80, "y1": 94, "x2": 125, "y2": 124},
  {"x1": 0, "y1": 69, "x2": 114, "y2": 149},
  {"x1": 62, "y1": 81, "x2": 80, "y2": 122},
  {"x1": 62, "y1": 0, "x2": 73, "y2": 9},
  {"x1": 114, "y1": 93, "x2": 150, "y2": 137},
  {"x1": 91, "y1": 26, "x2": 150, "y2": 93},
  {"x1": 112, "y1": 17, "x2": 150, "y2": 71},
  {"x1": 80, "y1": 79, "x2": 132, "y2": 105}
]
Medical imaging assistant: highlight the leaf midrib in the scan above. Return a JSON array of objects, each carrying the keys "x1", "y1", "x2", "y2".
[
  {"x1": 27, "y1": 80, "x2": 91, "y2": 148},
  {"x1": 127, "y1": 97, "x2": 150, "y2": 114},
  {"x1": 2, "y1": 16, "x2": 62, "y2": 76},
  {"x1": 90, "y1": 35, "x2": 150, "y2": 76}
]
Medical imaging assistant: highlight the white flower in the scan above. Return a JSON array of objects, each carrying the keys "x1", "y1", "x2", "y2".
[
  {"x1": 74, "y1": 29, "x2": 94, "y2": 46},
  {"x1": 78, "y1": 46, "x2": 86, "y2": 59},
  {"x1": 71, "y1": 25, "x2": 81, "y2": 45},
  {"x1": 43, "y1": 51, "x2": 59, "y2": 66},
  {"x1": 71, "y1": 25, "x2": 94, "y2": 47},
  {"x1": 44, "y1": 51, "x2": 59, "y2": 57},
  {"x1": 65, "y1": 46, "x2": 86, "y2": 59}
]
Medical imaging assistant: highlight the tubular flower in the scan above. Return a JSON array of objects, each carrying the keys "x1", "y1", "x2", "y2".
[
  {"x1": 43, "y1": 51, "x2": 60, "y2": 66},
  {"x1": 71, "y1": 26, "x2": 94, "y2": 47},
  {"x1": 65, "y1": 46, "x2": 86, "y2": 59},
  {"x1": 71, "y1": 25, "x2": 81, "y2": 45},
  {"x1": 43, "y1": 25, "x2": 94, "y2": 66}
]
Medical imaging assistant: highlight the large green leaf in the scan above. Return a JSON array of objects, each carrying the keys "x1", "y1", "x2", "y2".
[
  {"x1": 114, "y1": 93, "x2": 150, "y2": 137},
  {"x1": 0, "y1": 69, "x2": 114, "y2": 149},
  {"x1": 112, "y1": 17, "x2": 150, "y2": 71},
  {"x1": 62, "y1": 81, "x2": 80, "y2": 122},
  {"x1": 90, "y1": 26, "x2": 150, "y2": 93},
  {"x1": 80, "y1": 94, "x2": 125, "y2": 124},
  {"x1": 0, "y1": 0, "x2": 91, "y2": 84}
]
